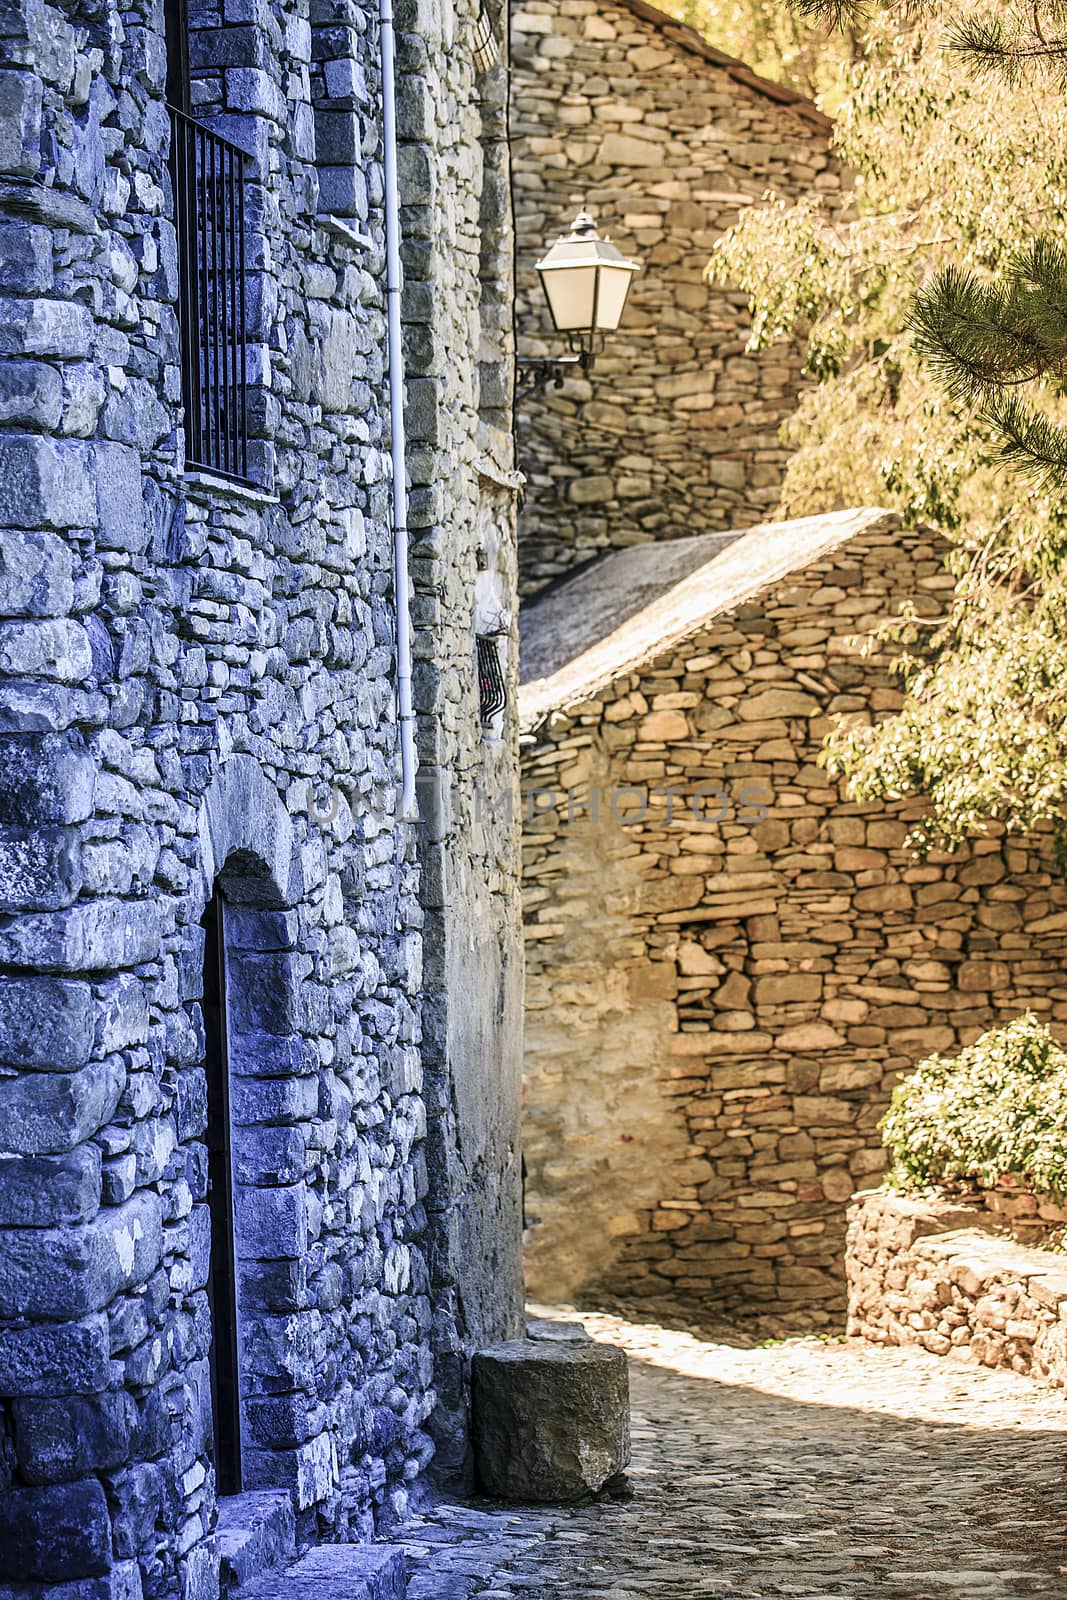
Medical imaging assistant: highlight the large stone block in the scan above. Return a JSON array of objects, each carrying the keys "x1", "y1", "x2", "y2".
[
  {"x1": 0, "y1": 974, "x2": 92, "y2": 1068},
  {"x1": 0, "y1": 617, "x2": 92, "y2": 680},
  {"x1": 181, "y1": 1539, "x2": 220, "y2": 1600},
  {"x1": 0, "y1": 69, "x2": 41, "y2": 176},
  {"x1": 0, "y1": 1145, "x2": 101, "y2": 1225},
  {"x1": 227, "y1": 1032, "x2": 313, "y2": 1082},
  {"x1": 242, "y1": 1310, "x2": 312, "y2": 1388},
  {"x1": 0, "y1": 528, "x2": 72, "y2": 618},
  {"x1": 0, "y1": 220, "x2": 52, "y2": 292},
  {"x1": 286, "y1": 1545, "x2": 407, "y2": 1600},
  {"x1": 0, "y1": 731, "x2": 96, "y2": 825},
  {"x1": 110, "y1": 1464, "x2": 162, "y2": 1561},
  {"x1": 405, "y1": 377, "x2": 440, "y2": 446},
  {"x1": 0, "y1": 297, "x2": 93, "y2": 359},
  {"x1": 12, "y1": 1390, "x2": 135, "y2": 1483},
  {"x1": 216, "y1": 1489, "x2": 295, "y2": 1588},
  {"x1": 0, "y1": 897, "x2": 163, "y2": 971},
  {"x1": 0, "y1": 359, "x2": 63, "y2": 430},
  {"x1": 314, "y1": 109, "x2": 360, "y2": 164},
  {"x1": 472, "y1": 1338, "x2": 630, "y2": 1502},
  {"x1": 95, "y1": 443, "x2": 146, "y2": 554},
  {"x1": 0, "y1": 436, "x2": 95, "y2": 529},
  {"x1": 0, "y1": 1313, "x2": 110, "y2": 1395},
  {"x1": 228, "y1": 951, "x2": 306, "y2": 1036},
  {"x1": 235, "y1": 1181, "x2": 307, "y2": 1260},
  {"x1": 0, "y1": 678, "x2": 106, "y2": 733},
  {"x1": 243, "y1": 1545, "x2": 407, "y2": 1600},
  {"x1": 598, "y1": 132, "x2": 664, "y2": 166},
  {"x1": 0, "y1": 1189, "x2": 163, "y2": 1317},
  {"x1": 97, "y1": 973, "x2": 150, "y2": 1054},
  {"x1": 0, "y1": 822, "x2": 83, "y2": 911},
  {"x1": 242, "y1": 1431, "x2": 337, "y2": 1511},
  {"x1": 0, "y1": 1478, "x2": 112, "y2": 1580},
  {"x1": 0, "y1": 1056, "x2": 123, "y2": 1153}
]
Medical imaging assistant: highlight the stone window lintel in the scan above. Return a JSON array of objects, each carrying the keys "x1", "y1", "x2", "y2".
[{"x1": 184, "y1": 469, "x2": 280, "y2": 509}]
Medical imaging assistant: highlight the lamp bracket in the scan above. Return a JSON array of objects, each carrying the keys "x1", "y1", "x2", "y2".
[{"x1": 516, "y1": 338, "x2": 599, "y2": 394}]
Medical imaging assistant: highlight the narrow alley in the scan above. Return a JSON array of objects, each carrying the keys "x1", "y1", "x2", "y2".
[{"x1": 399, "y1": 1312, "x2": 1067, "y2": 1600}]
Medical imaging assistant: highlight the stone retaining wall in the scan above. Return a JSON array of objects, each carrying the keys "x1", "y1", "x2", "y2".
[
  {"x1": 511, "y1": 0, "x2": 849, "y2": 595},
  {"x1": 847, "y1": 1190, "x2": 1067, "y2": 1387}
]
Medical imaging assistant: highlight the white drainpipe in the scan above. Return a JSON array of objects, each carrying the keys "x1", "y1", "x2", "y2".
[{"x1": 380, "y1": 0, "x2": 418, "y2": 821}]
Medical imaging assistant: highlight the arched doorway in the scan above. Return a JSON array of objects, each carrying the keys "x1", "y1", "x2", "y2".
[
  {"x1": 202, "y1": 885, "x2": 242, "y2": 1496},
  {"x1": 192, "y1": 755, "x2": 322, "y2": 1522}
]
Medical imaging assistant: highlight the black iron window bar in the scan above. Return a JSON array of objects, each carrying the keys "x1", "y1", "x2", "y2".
[
  {"x1": 477, "y1": 634, "x2": 507, "y2": 725},
  {"x1": 472, "y1": 0, "x2": 500, "y2": 73},
  {"x1": 170, "y1": 106, "x2": 251, "y2": 483}
]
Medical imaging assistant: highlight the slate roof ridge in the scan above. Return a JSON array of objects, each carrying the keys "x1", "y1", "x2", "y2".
[
  {"x1": 606, "y1": 0, "x2": 833, "y2": 132},
  {"x1": 518, "y1": 506, "x2": 899, "y2": 731}
]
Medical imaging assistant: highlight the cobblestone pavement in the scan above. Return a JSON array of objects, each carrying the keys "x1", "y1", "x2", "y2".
[{"x1": 397, "y1": 1309, "x2": 1067, "y2": 1600}]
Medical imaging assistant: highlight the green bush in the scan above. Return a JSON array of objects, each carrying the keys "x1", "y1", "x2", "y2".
[{"x1": 882, "y1": 1013, "x2": 1067, "y2": 1198}]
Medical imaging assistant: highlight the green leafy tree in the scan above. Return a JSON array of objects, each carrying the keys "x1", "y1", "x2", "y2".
[
  {"x1": 800, "y1": 0, "x2": 1067, "y2": 491},
  {"x1": 658, "y1": 0, "x2": 859, "y2": 101},
  {"x1": 710, "y1": 1, "x2": 1067, "y2": 851},
  {"x1": 882, "y1": 1014, "x2": 1067, "y2": 1198}
]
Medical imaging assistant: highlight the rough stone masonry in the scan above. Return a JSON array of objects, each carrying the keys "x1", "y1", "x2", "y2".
[
  {"x1": 519, "y1": 509, "x2": 1067, "y2": 1330},
  {"x1": 0, "y1": 0, "x2": 524, "y2": 1595},
  {"x1": 847, "y1": 1188, "x2": 1067, "y2": 1390},
  {"x1": 510, "y1": 0, "x2": 850, "y2": 596}
]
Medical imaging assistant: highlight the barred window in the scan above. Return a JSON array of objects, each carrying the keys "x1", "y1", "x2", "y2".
[
  {"x1": 477, "y1": 634, "x2": 507, "y2": 725},
  {"x1": 472, "y1": 0, "x2": 501, "y2": 74},
  {"x1": 166, "y1": 0, "x2": 252, "y2": 484}
]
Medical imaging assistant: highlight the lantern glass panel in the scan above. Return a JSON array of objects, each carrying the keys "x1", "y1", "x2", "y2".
[
  {"x1": 593, "y1": 264, "x2": 635, "y2": 331},
  {"x1": 539, "y1": 264, "x2": 598, "y2": 332}
]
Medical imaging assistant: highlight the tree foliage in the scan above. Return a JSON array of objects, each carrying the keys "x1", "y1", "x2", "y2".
[
  {"x1": 709, "y1": 1, "x2": 1067, "y2": 851},
  {"x1": 882, "y1": 1014, "x2": 1067, "y2": 1197},
  {"x1": 657, "y1": 0, "x2": 859, "y2": 102}
]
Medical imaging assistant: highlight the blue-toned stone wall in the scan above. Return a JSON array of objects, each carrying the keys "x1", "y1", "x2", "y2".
[
  {"x1": 396, "y1": 0, "x2": 526, "y2": 1484},
  {"x1": 0, "y1": 0, "x2": 522, "y2": 1591}
]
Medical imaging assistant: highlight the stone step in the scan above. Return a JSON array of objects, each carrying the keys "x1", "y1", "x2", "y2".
[
  {"x1": 243, "y1": 1545, "x2": 408, "y2": 1600},
  {"x1": 218, "y1": 1491, "x2": 297, "y2": 1592}
]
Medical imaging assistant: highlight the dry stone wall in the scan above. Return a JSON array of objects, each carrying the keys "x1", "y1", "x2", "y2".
[
  {"x1": 0, "y1": 0, "x2": 521, "y2": 1591},
  {"x1": 521, "y1": 513, "x2": 1067, "y2": 1330},
  {"x1": 511, "y1": 0, "x2": 849, "y2": 595},
  {"x1": 847, "y1": 1190, "x2": 1067, "y2": 1387}
]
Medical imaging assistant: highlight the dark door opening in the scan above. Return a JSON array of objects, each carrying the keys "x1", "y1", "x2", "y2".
[{"x1": 202, "y1": 888, "x2": 242, "y2": 1496}]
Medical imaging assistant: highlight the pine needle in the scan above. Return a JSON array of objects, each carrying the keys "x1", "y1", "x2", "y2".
[
  {"x1": 909, "y1": 266, "x2": 1059, "y2": 399},
  {"x1": 983, "y1": 395, "x2": 1067, "y2": 491}
]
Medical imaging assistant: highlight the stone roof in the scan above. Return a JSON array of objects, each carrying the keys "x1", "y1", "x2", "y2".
[
  {"x1": 518, "y1": 507, "x2": 896, "y2": 728},
  {"x1": 607, "y1": 0, "x2": 832, "y2": 133}
]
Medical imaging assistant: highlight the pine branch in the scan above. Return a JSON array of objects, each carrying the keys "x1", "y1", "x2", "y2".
[
  {"x1": 909, "y1": 266, "x2": 1062, "y2": 402},
  {"x1": 789, "y1": 0, "x2": 1067, "y2": 75},
  {"x1": 789, "y1": 0, "x2": 936, "y2": 23},
  {"x1": 949, "y1": 12, "x2": 1067, "y2": 86},
  {"x1": 1007, "y1": 238, "x2": 1067, "y2": 312},
  {"x1": 983, "y1": 394, "x2": 1067, "y2": 492},
  {"x1": 789, "y1": 0, "x2": 869, "y2": 20}
]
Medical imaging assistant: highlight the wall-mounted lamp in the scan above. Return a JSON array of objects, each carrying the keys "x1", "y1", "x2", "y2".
[{"x1": 517, "y1": 210, "x2": 641, "y2": 392}]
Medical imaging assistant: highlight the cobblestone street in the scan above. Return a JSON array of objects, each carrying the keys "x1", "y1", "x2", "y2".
[{"x1": 400, "y1": 1311, "x2": 1067, "y2": 1600}]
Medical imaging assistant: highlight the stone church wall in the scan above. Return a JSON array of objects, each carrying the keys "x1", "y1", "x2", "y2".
[
  {"x1": 511, "y1": 0, "x2": 849, "y2": 596},
  {"x1": 521, "y1": 514, "x2": 1067, "y2": 1330},
  {"x1": 0, "y1": 0, "x2": 521, "y2": 1594}
]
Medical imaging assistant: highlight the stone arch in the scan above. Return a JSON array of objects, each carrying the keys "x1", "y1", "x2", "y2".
[
  {"x1": 190, "y1": 758, "x2": 322, "y2": 1514},
  {"x1": 197, "y1": 752, "x2": 295, "y2": 911}
]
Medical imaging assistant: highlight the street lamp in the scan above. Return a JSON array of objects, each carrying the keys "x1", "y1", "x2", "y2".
[{"x1": 518, "y1": 210, "x2": 641, "y2": 391}]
